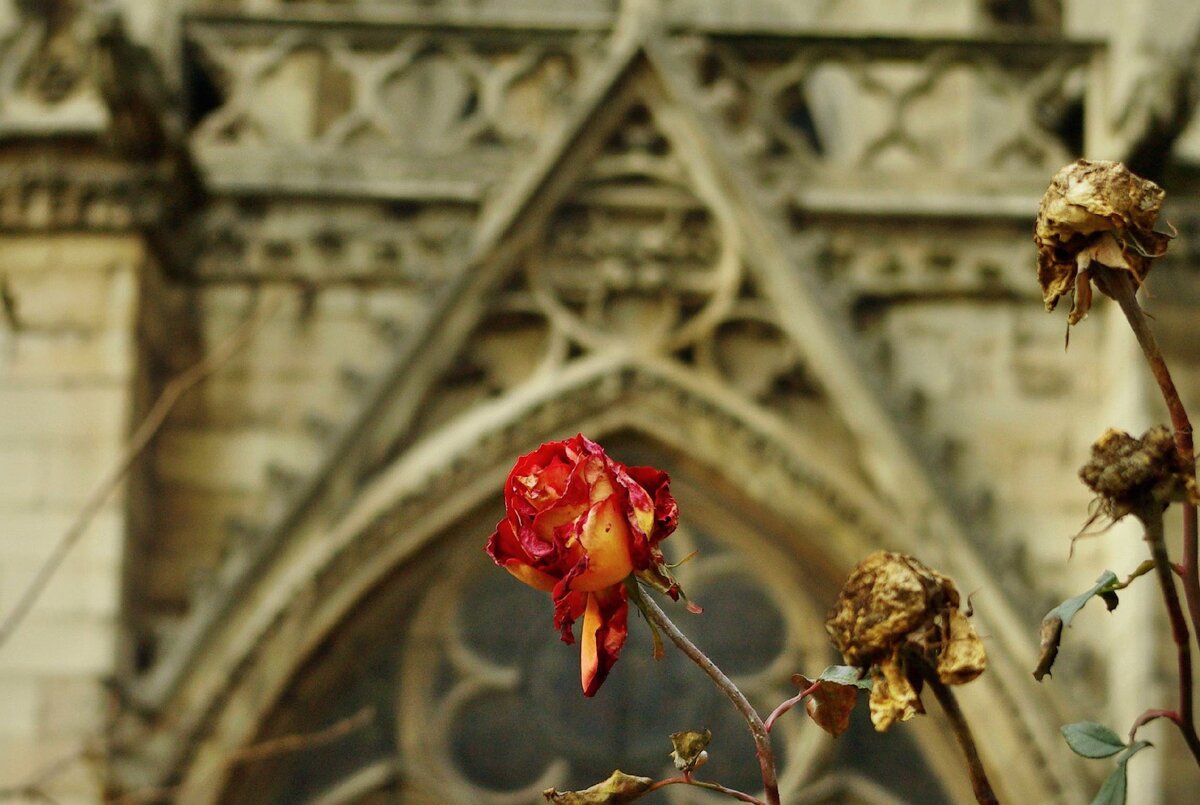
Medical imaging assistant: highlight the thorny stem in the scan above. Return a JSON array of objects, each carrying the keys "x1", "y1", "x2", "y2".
[
  {"x1": 1137, "y1": 504, "x2": 1200, "y2": 765},
  {"x1": 627, "y1": 580, "x2": 781, "y2": 805},
  {"x1": 764, "y1": 680, "x2": 820, "y2": 733},
  {"x1": 1107, "y1": 270, "x2": 1200, "y2": 651},
  {"x1": 926, "y1": 675, "x2": 1000, "y2": 805},
  {"x1": 646, "y1": 776, "x2": 766, "y2": 804}
]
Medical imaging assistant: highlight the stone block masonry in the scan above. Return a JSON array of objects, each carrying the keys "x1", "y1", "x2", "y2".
[{"x1": 0, "y1": 234, "x2": 143, "y2": 803}]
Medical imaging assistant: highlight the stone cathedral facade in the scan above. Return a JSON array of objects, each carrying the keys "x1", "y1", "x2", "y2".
[{"x1": 1, "y1": 1, "x2": 1200, "y2": 803}]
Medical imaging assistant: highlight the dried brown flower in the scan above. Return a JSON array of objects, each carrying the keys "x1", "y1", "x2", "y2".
[
  {"x1": 1035, "y1": 160, "x2": 1171, "y2": 325},
  {"x1": 1079, "y1": 425, "x2": 1193, "y2": 518},
  {"x1": 826, "y1": 551, "x2": 987, "y2": 731}
]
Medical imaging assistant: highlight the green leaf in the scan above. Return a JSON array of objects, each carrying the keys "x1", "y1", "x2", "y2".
[
  {"x1": 1061, "y1": 722, "x2": 1126, "y2": 759},
  {"x1": 1090, "y1": 741, "x2": 1151, "y2": 805},
  {"x1": 815, "y1": 665, "x2": 872, "y2": 691},
  {"x1": 1057, "y1": 571, "x2": 1120, "y2": 628},
  {"x1": 1034, "y1": 571, "x2": 1120, "y2": 681}
]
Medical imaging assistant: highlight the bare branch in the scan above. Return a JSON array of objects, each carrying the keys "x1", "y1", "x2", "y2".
[
  {"x1": 0, "y1": 298, "x2": 280, "y2": 651},
  {"x1": 107, "y1": 707, "x2": 376, "y2": 805}
]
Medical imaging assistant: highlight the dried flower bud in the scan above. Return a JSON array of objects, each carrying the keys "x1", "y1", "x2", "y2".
[
  {"x1": 826, "y1": 551, "x2": 986, "y2": 731},
  {"x1": 1079, "y1": 425, "x2": 1191, "y2": 518},
  {"x1": 1035, "y1": 160, "x2": 1171, "y2": 325},
  {"x1": 544, "y1": 770, "x2": 655, "y2": 803},
  {"x1": 668, "y1": 729, "x2": 711, "y2": 772}
]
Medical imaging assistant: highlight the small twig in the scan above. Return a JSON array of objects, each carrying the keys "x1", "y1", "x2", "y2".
[
  {"x1": 763, "y1": 680, "x2": 819, "y2": 733},
  {"x1": 0, "y1": 298, "x2": 279, "y2": 651},
  {"x1": 926, "y1": 674, "x2": 1000, "y2": 805},
  {"x1": 1137, "y1": 504, "x2": 1200, "y2": 764},
  {"x1": 108, "y1": 706, "x2": 375, "y2": 804},
  {"x1": 1107, "y1": 270, "x2": 1200, "y2": 652},
  {"x1": 627, "y1": 579, "x2": 781, "y2": 805},
  {"x1": 646, "y1": 775, "x2": 766, "y2": 804}
]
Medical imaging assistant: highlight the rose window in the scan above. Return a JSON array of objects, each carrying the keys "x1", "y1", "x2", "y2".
[{"x1": 398, "y1": 521, "x2": 951, "y2": 803}]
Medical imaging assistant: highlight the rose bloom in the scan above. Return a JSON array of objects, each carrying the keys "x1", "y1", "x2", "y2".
[{"x1": 486, "y1": 435, "x2": 682, "y2": 696}]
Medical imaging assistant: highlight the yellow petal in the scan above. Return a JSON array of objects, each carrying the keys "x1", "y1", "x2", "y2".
[
  {"x1": 580, "y1": 592, "x2": 601, "y2": 694},
  {"x1": 504, "y1": 561, "x2": 557, "y2": 593},
  {"x1": 571, "y1": 498, "x2": 634, "y2": 592}
]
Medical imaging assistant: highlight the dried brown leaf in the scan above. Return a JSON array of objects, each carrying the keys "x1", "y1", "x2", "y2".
[
  {"x1": 1033, "y1": 612, "x2": 1063, "y2": 682},
  {"x1": 795, "y1": 675, "x2": 860, "y2": 738},
  {"x1": 544, "y1": 770, "x2": 655, "y2": 804},
  {"x1": 668, "y1": 729, "x2": 711, "y2": 772}
]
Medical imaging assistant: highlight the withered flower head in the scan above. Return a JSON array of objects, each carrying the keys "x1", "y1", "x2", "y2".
[
  {"x1": 1080, "y1": 426, "x2": 1193, "y2": 518},
  {"x1": 826, "y1": 551, "x2": 986, "y2": 731},
  {"x1": 1035, "y1": 159, "x2": 1171, "y2": 325}
]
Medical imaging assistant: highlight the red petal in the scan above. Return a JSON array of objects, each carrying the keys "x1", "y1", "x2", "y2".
[
  {"x1": 580, "y1": 586, "x2": 629, "y2": 697},
  {"x1": 626, "y1": 466, "x2": 679, "y2": 545},
  {"x1": 553, "y1": 584, "x2": 587, "y2": 645}
]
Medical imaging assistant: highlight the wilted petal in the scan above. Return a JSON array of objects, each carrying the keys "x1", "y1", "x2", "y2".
[
  {"x1": 487, "y1": 520, "x2": 558, "y2": 592},
  {"x1": 937, "y1": 610, "x2": 987, "y2": 685},
  {"x1": 869, "y1": 659, "x2": 923, "y2": 732},
  {"x1": 580, "y1": 587, "x2": 629, "y2": 697}
]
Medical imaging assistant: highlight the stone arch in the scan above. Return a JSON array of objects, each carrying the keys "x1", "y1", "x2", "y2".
[{"x1": 164, "y1": 359, "x2": 1073, "y2": 803}]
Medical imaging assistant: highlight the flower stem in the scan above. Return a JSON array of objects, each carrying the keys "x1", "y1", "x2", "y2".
[
  {"x1": 925, "y1": 675, "x2": 1000, "y2": 805},
  {"x1": 1137, "y1": 504, "x2": 1200, "y2": 764},
  {"x1": 764, "y1": 681, "x2": 819, "y2": 733},
  {"x1": 627, "y1": 579, "x2": 781, "y2": 805},
  {"x1": 1129, "y1": 707, "x2": 1182, "y2": 743},
  {"x1": 646, "y1": 776, "x2": 767, "y2": 804},
  {"x1": 1106, "y1": 270, "x2": 1200, "y2": 649}
]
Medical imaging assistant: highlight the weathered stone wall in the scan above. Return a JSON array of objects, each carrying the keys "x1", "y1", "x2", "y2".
[{"x1": 0, "y1": 233, "x2": 145, "y2": 803}]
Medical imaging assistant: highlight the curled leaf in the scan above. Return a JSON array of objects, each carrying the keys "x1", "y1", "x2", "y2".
[
  {"x1": 794, "y1": 674, "x2": 861, "y2": 738},
  {"x1": 1033, "y1": 570, "x2": 1118, "y2": 681},
  {"x1": 1033, "y1": 613, "x2": 1064, "y2": 682},
  {"x1": 668, "y1": 729, "x2": 711, "y2": 772},
  {"x1": 544, "y1": 770, "x2": 655, "y2": 804}
]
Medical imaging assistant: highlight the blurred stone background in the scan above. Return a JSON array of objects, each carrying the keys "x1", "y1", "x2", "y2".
[{"x1": 1, "y1": 1, "x2": 1200, "y2": 802}]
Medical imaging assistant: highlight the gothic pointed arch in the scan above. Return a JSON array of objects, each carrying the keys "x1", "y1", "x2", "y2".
[{"x1": 116, "y1": 31, "x2": 1091, "y2": 805}]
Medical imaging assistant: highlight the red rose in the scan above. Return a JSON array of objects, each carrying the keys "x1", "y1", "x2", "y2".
[{"x1": 486, "y1": 435, "x2": 682, "y2": 696}]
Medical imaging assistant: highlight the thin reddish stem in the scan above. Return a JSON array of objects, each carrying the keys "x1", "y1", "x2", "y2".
[
  {"x1": 764, "y1": 681, "x2": 819, "y2": 733},
  {"x1": 628, "y1": 580, "x2": 780, "y2": 805},
  {"x1": 646, "y1": 776, "x2": 767, "y2": 804},
  {"x1": 1129, "y1": 708, "x2": 1182, "y2": 743},
  {"x1": 1137, "y1": 504, "x2": 1200, "y2": 764},
  {"x1": 1107, "y1": 270, "x2": 1200, "y2": 648},
  {"x1": 925, "y1": 674, "x2": 1000, "y2": 805}
]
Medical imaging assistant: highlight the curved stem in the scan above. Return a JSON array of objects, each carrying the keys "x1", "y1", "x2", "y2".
[
  {"x1": 1130, "y1": 708, "x2": 1181, "y2": 743},
  {"x1": 627, "y1": 580, "x2": 781, "y2": 805},
  {"x1": 1107, "y1": 270, "x2": 1200, "y2": 648},
  {"x1": 764, "y1": 681, "x2": 819, "y2": 733},
  {"x1": 646, "y1": 776, "x2": 767, "y2": 804},
  {"x1": 1138, "y1": 505, "x2": 1200, "y2": 764},
  {"x1": 926, "y1": 675, "x2": 1000, "y2": 805}
]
